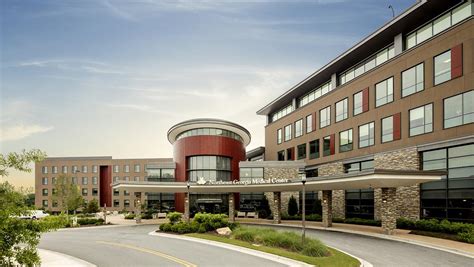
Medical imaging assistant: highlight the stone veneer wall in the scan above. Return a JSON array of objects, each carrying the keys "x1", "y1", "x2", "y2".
[
  {"x1": 264, "y1": 167, "x2": 300, "y2": 216},
  {"x1": 373, "y1": 147, "x2": 420, "y2": 220},
  {"x1": 318, "y1": 162, "x2": 345, "y2": 219}
]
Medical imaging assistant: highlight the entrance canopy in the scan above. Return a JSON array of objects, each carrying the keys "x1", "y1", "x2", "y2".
[{"x1": 113, "y1": 169, "x2": 444, "y2": 193}]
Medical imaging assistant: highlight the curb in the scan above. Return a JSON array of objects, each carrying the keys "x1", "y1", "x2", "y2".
[
  {"x1": 240, "y1": 222, "x2": 474, "y2": 260},
  {"x1": 149, "y1": 231, "x2": 312, "y2": 267},
  {"x1": 38, "y1": 249, "x2": 96, "y2": 267}
]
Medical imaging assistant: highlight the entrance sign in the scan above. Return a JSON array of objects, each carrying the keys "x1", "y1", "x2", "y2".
[{"x1": 196, "y1": 177, "x2": 290, "y2": 186}]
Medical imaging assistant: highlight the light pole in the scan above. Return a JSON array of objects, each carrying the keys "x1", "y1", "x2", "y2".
[
  {"x1": 300, "y1": 169, "x2": 307, "y2": 244},
  {"x1": 186, "y1": 181, "x2": 190, "y2": 223}
]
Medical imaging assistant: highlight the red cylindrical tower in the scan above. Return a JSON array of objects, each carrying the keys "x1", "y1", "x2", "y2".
[{"x1": 167, "y1": 118, "x2": 251, "y2": 213}]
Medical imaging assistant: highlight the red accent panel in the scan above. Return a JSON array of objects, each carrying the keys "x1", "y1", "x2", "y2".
[
  {"x1": 173, "y1": 135, "x2": 246, "y2": 212},
  {"x1": 99, "y1": 165, "x2": 112, "y2": 208},
  {"x1": 330, "y1": 134, "x2": 335, "y2": 155},
  {"x1": 290, "y1": 147, "x2": 295, "y2": 160},
  {"x1": 451, "y1": 44, "x2": 463, "y2": 79},
  {"x1": 393, "y1": 113, "x2": 401, "y2": 140},
  {"x1": 362, "y1": 87, "x2": 369, "y2": 112}
]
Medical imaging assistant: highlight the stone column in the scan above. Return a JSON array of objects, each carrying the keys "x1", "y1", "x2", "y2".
[
  {"x1": 273, "y1": 192, "x2": 281, "y2": 224},
  {"x1": 184, "y1": 193, "x2": 190, "y2": 222},
  {"x1": 322, "y1": 190, "x2": 332, "y2": 228},
  {"x1": 134, "y1": 192, "x2": 142, "y2": 224},
  {"x1": 381, "y1": 187, "x2": 397, "y2": 235},
  {"x1": 228, "y1": 193, "x2": 235, "y2": 222}
]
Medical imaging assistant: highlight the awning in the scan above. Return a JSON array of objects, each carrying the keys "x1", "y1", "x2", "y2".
[{"x1": 113, "y1": 169, "x2": 444, "y2": 193}]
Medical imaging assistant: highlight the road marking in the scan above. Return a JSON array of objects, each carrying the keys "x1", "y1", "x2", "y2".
[{"x1": 96, "y1": 241, "x2": 197, "y2": 267}]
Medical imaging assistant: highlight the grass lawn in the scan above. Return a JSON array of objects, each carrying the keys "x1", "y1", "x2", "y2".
[{"x1": 186, "y1": 233, "x2": 359, "y2": 267}]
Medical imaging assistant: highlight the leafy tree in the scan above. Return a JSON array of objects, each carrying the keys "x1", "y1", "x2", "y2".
[
  {"x1": 0, "y1": 149, "x2": 64, "y2": 266},
  {"x1": 52, "y1": 174, "x2": 84, "y2": 214},
  {"x1": 288, "y1": 195, "x2": 299, "y2": 216},
  {"x1": 25, "y1": 193, "x2": 35, "y2": 207},
  {"x1": 84, "y1": 198, "x2": 100, "y2": 214}
]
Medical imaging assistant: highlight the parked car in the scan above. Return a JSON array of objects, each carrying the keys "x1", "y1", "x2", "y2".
[{"x1": 18, "y1": 210, "x2": 49, "y2": 220}]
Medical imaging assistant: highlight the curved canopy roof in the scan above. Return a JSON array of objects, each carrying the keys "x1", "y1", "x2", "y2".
[{"x1": 167, "y1": 118, "x2": 251, "y2": 147}]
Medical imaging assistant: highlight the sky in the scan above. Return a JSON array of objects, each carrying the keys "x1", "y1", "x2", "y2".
[{"x1": 0, "y1": 0, "x2": 416, "y2": 188}]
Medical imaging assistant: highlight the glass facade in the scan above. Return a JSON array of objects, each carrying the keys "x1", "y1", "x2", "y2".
[
  {"x1": 284, "y1": 124, "x2": 292, "y2": 141},
  {"x1": 335, "y1": 98, "x2": 348, "y2": 122},
  {"x1": 309, "y1": 139, "x2": 320, "y2": 159},
  {"x1": 444, "y1": 91, "x2": 474, "y2": 128},
  {"x1": 176, "y1": 128, "x2": 243, "y2": 143},
  {"x1": 421, "y1": 144, "x2": 474, "y2": 222},
  {"x1": 402, "y1": 63, "x2": 424, "y2": 97},
  {"x1": 375, "y1": 77, "x2": 393, "y2": 107},
  {"x1": 409, "y1": 104, "x2": 433, "y2": 136},
  {"x1": 339, "y1": 129, "x2": 353, "y2": 152},
  {"x1": 319, "y1": 106, "x2": 331, "y2": 128},
  {"x1": 298, "y1": 80, "x2": 333, "y2": 108},
  {"x1": 294, "y1": 119, "x2": 303, "y2": 137},
  {"x1": 359, "y1": 122, "x2": 375, "y2": 148},
  {"x1": 271, "y1": 104, "x2": 294, "y2": 122},
  {"x1": 344, "y1": 160, "x2": 375, "y2": 219},
  {"x1": 297, "y1": 143, "x2": 306, "y2": 160},
  {"x1": 353, "y1": 91, "x2": 363, "y2": 116},
  {"x1": 187, "y1": 156, "x2": 231, "y2": 182},
  {"x1": 306, "y1": 114, "x2": 313, "y2": 133},
  {"x1": 434, "y1": 51, "x2": 451, "y2": 85},
  {"x1": 239, "y1": 167, "x2": 265, "y2": 212}
]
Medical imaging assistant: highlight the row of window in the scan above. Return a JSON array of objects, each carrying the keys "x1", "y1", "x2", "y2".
[
  {"x1": 406, "y1": 1, "x2": 472, "y2": 49},
  {"x1": 41, "y1": 176, "x2": 99, "y2": 185},
  {"x1": 278, "y1": 90, "x2": 473, "y2": 160},
  {"x1": 176, "y1": 128, "x2": 244, "y2": 143},
  {"x1": 42, "y1": 188, "x2": 99, "y2": 197},
  {"x1": 277, "y1": 48, "x2": 466, "y2": 143},
  {"x1": 269, "y1": 1, "x2": 472, "y2": 124},
  {"x1": 41, "y1": 164, "x2": 144, "y2": 174}
]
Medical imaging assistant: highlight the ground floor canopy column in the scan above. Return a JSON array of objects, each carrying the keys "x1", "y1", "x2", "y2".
[
  {"x1": 380, "y1": 187, "x2": 397, "y2": 235},
  {"x1": 228, "y1": 193, "x2": 235, "y2": 222},
  {"x1": 273, "y1": 192, "x2": 281, "y2": 224},
  {"x1": 322, "y1": 190, "x2": 332, "y2": 227}
]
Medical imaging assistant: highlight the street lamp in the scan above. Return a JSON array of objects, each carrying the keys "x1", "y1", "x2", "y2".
[
  {"x1": 299, "y1": 169, "x2": 307, "y2": 244},
  {"x1": 186, "y1": 181, "x2": 190, "y2": 223}
]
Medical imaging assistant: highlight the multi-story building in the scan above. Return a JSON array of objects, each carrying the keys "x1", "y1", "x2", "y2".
[
  {"x1": 257, "y1": 0, "x2": 474, "y2": 222},
  {"x1": 35, "y1": 157, "x2": 174, "y2": 212}
]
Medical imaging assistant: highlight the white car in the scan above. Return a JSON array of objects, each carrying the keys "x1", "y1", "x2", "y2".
[{"x1": 18, "y1": 210, "x2": 50, "y2": 220}]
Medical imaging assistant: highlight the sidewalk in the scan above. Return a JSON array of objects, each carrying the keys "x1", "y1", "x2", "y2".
[
  {"x1": 39, "y1": 249, "x2": 95, "y2": 267},
  {"x1": 236, "y1": 218, "x2": 474, "y2": 258}
]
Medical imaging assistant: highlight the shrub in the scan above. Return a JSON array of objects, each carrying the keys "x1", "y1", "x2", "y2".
[
  {"x1": 457, "y1": 230, "x2": 474, "y2": 244},
  {"x1": 287, "y1": 196, "x2": 298, "y2": 216},
  {"x1": 77, "y1": 218, "x2": 104, "y2": 226},
  {"x1": 141, "y1": 213, "x2": 153, "y2": 220},
  {"x1": 344, "y1": 218, "x2": 381, "y2": 226},
  {"x1": 258, "y1": 195, "x2": 272, "y2": 219},
  {"x1": 396, "y1": 217, "x2": 416, "y2": 230},
  {"x1": 124, "y1": 214, "x2": 135, "y2": 220},
  {"x1": 281, "y1": 213, "x2": 322, "y2": 221},
  {"x1": 159, "y1": 213, "x2": 233, "y2": 234},
  {"x1": 167, "y1": 212, "x2": 183, "y2": 224}
]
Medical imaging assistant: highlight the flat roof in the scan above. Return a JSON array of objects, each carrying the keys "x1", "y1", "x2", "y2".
[
  {"x1": 257, "y1": 0, "x2": 462, "y2": 116},
  {"x1": 113, "y1": 169, "x2": 444, "y2": 193}
]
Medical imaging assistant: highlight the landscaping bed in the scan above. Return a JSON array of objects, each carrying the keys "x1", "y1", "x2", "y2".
[{"x1": 397, "y1": 218, "x2": 474, "y2": 244}]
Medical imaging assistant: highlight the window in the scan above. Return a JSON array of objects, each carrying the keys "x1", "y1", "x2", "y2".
[
  {"x1": 353, "y1": 91, "x2": 363, "y2": 115},
  {"x1": 113, "y1": 199, "x2": 120, "y2": 207},
  {"x1": 187, "y1": 156, "x2": 231, "y2": 182},
  {"x1": 82, "y1": 188, "x2": 88, "y2": 196},
  {"x1": 319, "y1": 106, "x2": 331, "y2": 128},
  {"x1": 124, "y1": 190, "x2": 130, "y2": 196},
  {"x1": 62, "y1": 166, "x2": 68, "y2": 174},
  {"x1": 92, "y1": 165, "x2": 98, "y2": 173},
  {"x1": 134, "y1": 176, "x2": 140, "y2": 182},
  {"x1": 339, "y1": 129, "x2": 353, "y2": 152},
  {"x1": 82, "y1": 165, "x2": 88, "y2": 173},
  {"x1": 359, "y1": 122, "x2": 375, "y2": 148},
  {"x1": 42, "y1": 200, "x2": 48, "y2": 208},
  {"x1": 286, "y1": 148, "x2": 294, "y2": 161},
  {"x1": 113, "y1": 165, "x2": 119, "y2": 173},
  {"x1": 298, "y1": 80, "x2": 332, "y2": 108},
  {"x1": 345, "y1": 189, "x2": 374, "y2": 219},
  {"x1": 52, "y1": 177, "x2": 57, "y2": 184},
  {"x1": 335, "y1": 98, "x2": 348, "y2": 122},
  {"x1": 92, "y1": 188, "x2": 98, "y2": 196},
  {"x1": 82, "y1": 177, "x2": 88, "y2": 185},
  {"x1": 277, "y1": 151, "x2": 285, "y2": 161},
  {"x1": 277, "y1": 129, "x2": 282, "y2": 144},
  {"x1": 134, "y1": 164, "x2": 140, "y2": 173},
  {"x1": 410, "y1": 104, "x2": 433, "y2": 136},
  {"x1": 402, "y1": 63, "x2": 424, "y2": 97},
  {"x1": 240, "y1": 168, "x2": 264, "y2": 181},
  {"x1": 124, "y1": 200, "x2": 130, "y2": 208},
  {"x1": 114, "y1": 189, "x2": 119, "y2": 196},
  {"x1": 124, "y1": 176, "x2": 130, "y2": 181},
  {"x1": 72, "y1": 165, "x2": 78, "y2": 173},
  {"x1": 42, "y1": 189, "x2": 48, "y2": 196},
  {"x1": 284, "y1": 124, "x2": 292, "y2": 141},
  {"x1": 434, "y1": 51, "x2": 451, "y2": 85},
  {"x1": 271, "y1": 104, "x2": 294, "y2": 122},
  {"x1": 42, "y1": 166, "x2": 48, "y2": 174},
  {"x1": 113, "y1": 176, "x2": 119, "y2": 182},
  {"x1": 421, "y1": 144, "x2": 474, "y2": 222},
  {"x1": 124, "y1": 165, "x2": 130, "y2": 173},
  {"x1": 176, "y1": 128, "x2": 244, "y2": 142},
  {"x1": 161, "y1": 169, "x2": 175, "y2": 179},
  {"x1": 444, "y1": 91, "x2": 474, "y2": 128},
  {"x1": 306, "y1": 115, "x2": 313, "y2": 133},
  {"x1": 309, "y1": 139, "x2": 320, "y2": 159},
  {"x1": 323, "y1": 136, "x2": 332, "y2": 157},
  {"x1": 42, "y1": 177, "x2": 48, "y2": 185},
  {"x1": 92, "y1": 177, "x2": 98, "y2": 185},
  {"x1": 52, "y1": 166, "x2": 57, "y2": 174},
  {"x1": 294, "y1": 119, "x2": 303, "y2": 138},
  {"x1": 382, "y1": 116, "x2": 394, "y2": 143},
  {"x1": 375, "y1": 77, "x2": 393, "y2": 107},
  {"x1": 297, "y1": 144, "x2": 306, "y2": 160}
]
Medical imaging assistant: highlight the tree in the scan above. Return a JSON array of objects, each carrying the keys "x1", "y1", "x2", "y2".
[
  {"x1": 0, "y1": 149, "x2": 63, "y2": 266},
  {"x1": 84, "y1": 198, "x2": 100, "y2": 214},
  {"x1": 257, "y1": 195, "x2": 272, "y2": 219},
  {"x1": 288, "y1": 195, "x2": 299, "y2": 216},
  {"x1": 52, "y1": 174, "x2": 84, "y2": 214}
]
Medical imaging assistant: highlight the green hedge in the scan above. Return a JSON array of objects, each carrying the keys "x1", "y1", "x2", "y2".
[
  {"x1": 77, "y1": 218, "x2": 104, "y2": 226},
  {"x1": 397, "y1": 218, "x2": 474, "y2": 244},
  {"x1": 343, "y1": 218, "x2": 381, "y2": 226},
  {"x1": 124, "y1": 214, "x2": 135, "y2": 220},
  {"x1": 281, "y1": 214, "x2": 322, "y2": 221},
  {"x1": 233, "y1": 227, "x2": 330, "y2": 257},
  {"x1": 159, "y1": 213, "x2": 238, "y2": 234}
]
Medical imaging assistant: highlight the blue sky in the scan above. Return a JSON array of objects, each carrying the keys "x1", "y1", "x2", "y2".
[{"x1": 1, "y1": 0, "x2": 415, "y2": 187}]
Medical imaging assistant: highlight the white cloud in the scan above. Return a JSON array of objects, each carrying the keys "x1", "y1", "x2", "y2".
[{"x1": 0, "y1": 124, "x2": 53, "y2": 142}]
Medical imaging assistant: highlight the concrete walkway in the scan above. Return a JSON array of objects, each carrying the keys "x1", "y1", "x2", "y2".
[
  {"x1": 236, "y1": 218, "x2": 474, "y2": 258},
  {"x1": 39, "y1": 249, "x2": 96, "y2": 267}
]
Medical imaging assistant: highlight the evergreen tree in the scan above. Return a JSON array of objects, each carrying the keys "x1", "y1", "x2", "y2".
[{"x1": 288, "y1": 195, "x2": 298, "y2": 216}]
